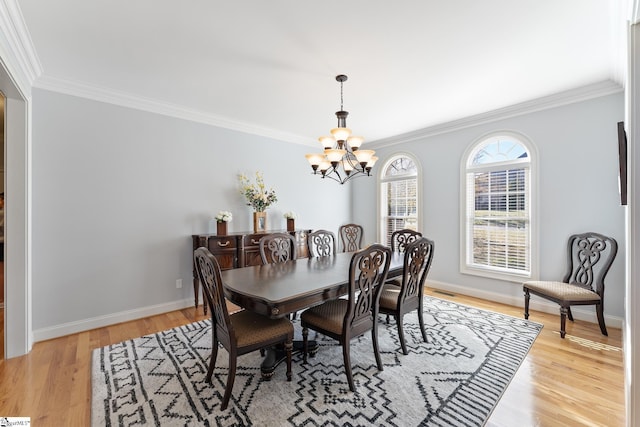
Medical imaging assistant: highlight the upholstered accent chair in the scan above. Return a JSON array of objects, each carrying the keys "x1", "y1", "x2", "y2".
[
  {"x1": 338, "y1": 223, "x2": 364, "y2": 252},
  {"x1": 523, "y1": 232, "x2": 618, "y2": 338},
  {"x1": 379, "y1": 236, "x2": 435, "y2": 354},
  {"x1": 307, "y1": 229, "x2": 337, "y2": 257},
  {"x1": 300, "y1": 244, "x2": 391, "y2": 392},
  {"x1": 194, "y1": 247, "x2": 293, "y2": 410},
  {"x1": 259, "y1": 232, "x2": 297, "y2": 264}
]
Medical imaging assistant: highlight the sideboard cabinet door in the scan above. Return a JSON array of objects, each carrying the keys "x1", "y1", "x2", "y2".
[{"x1": 207, "y1": 236, "x2": 238, "y2": 270}]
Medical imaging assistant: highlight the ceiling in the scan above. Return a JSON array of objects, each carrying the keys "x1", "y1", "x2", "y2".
[{"x1": 16, "y1": 0, "x2": 627, "y2": 146}]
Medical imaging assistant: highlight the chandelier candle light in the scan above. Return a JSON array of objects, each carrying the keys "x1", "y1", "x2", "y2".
[{"x1": 305, "y1": 74, "x2": 378, "y2": 184}]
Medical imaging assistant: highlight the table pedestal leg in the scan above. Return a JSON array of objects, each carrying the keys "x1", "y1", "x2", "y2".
[{"x1": 260, "y1": 341, "x2": 317, "y2": 380}]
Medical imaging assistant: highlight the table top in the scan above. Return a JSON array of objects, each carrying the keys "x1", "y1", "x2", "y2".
[{"x1": 221, "y1": 251, "x2": 405, "y2": 318}]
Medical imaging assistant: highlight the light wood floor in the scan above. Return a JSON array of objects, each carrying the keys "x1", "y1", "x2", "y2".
[{"x1": 0, "y1": 288, "x2": 624, "y2": 426}]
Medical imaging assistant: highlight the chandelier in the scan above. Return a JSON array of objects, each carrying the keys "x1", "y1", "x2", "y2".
[{"x1": 305, "y1": 74, "x2": 377, "y2": 184}]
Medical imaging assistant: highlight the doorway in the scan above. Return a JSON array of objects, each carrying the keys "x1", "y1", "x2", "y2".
[
  {"x1": 1, "y1": 93, "x2": 4, "y2": 359},
  {"x1": 0, "y1": 58, "x2": 30, "y2": 359}
]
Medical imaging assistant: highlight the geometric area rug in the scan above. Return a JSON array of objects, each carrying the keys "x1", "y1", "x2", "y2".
[{"x1": 91, "y1": 296, "x2": 542, "y2": 427}]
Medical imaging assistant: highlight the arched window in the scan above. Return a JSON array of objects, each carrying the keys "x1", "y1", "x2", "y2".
[
  {"x1": 461, "y1": 133, "x2": 536, "y2": 280},
  {"x1": 379, "y1": 154, "x2": 420, "y2": 245}
]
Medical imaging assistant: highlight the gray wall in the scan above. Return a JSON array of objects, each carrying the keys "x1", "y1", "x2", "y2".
[
  {"x1": 29, "y1": 88, "x2": 626, "y2": 338},
  {"x1": 31, "y1": 88, "x2": 351, "y2": 337},
  {"x1": 353, "y1": 92, "x2": 626, "y2": 320}
]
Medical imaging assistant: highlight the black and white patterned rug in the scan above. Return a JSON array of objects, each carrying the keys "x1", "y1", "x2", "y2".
[{"x1": 92, "y1": 296, "x2": 542, "y2": 426}]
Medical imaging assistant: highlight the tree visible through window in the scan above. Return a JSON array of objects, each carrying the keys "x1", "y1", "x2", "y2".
[
  {"x1": 380, "y1": 155, "x2": 419, "y2": 245},
  {"x1": 463, "y1": 135, "x2": 532, "y2": 278}
]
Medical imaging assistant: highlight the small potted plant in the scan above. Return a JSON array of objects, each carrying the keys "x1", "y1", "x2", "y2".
[
  {"x1": 215, "y1": 210, "x2": 233, "y2": 235},
  {"x1": 283, "y1": 211, "x2": 297, "y2": 232}
]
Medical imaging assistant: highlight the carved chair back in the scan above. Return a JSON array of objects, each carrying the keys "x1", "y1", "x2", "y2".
[
  {"x1": 563, "y1": 232, "x2": 618, "y2": 298},
  {"x1": 345, "y1": 244, "x2": 392, "y2": 337},
  {"x1": 339, "y1": 223, "x2": 364, "y2": 252},
  {"x1": 259, "y1": 233, "x2": 297, "y2": 264},
  {"x1": 390, "y1": 229, "x2": 422, "y2": 253},
  {"x1": 307, "y1": 229, "x2": 337, "y2": 257},
  {"x1": 194, "y1": 247, "x2": 233, "y2": 346}
]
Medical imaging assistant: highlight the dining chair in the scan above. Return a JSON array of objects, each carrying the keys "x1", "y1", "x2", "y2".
[
  {"x1": 338, "y1": 223, "x2": 364, "y2": 252},
  {"x1": 194, "y1": 247, "x2": 293, "y2": 410},
  {"x1": 300, "y1": 244, "x2": 391, "y2": 392},
  {"x1": 384, "y1": 228, "x2": 424, "y2": 323},
  {"x1": 307, "y1": 229, "x2": 337, "y2": 257},
  {"x1": 259, "y1": 232, "x2": 298, "y2": 264},
  {"x1": 390, "y1": 228, "x2": 423, "y2": 253},
  {"x1": 386, "y1": 228, "x2": 423, "y2": 289},
  {"x1": 523, "y1": 232, "x2": 618, "y2": 338},
  {"x1": 259, "y1": 232, "x2": 299, "y2": 321},
  {"x1": 378, "y1": 236, "x2": 434, "y2": 354}
]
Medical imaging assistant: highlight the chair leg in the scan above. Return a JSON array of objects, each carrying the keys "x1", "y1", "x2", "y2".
[
  {"x1": 342, "y1": 341, "x2": 356, "y2": 392},
  {"x1": 397, "y1": 315, "x2": 408, "y2": 355},
  {"x1": 417, "y1": 308, "x2": 428, "y2": 343},
  {"x1": 284, "y1": 339, "x2": 293, "y2": 381},
  {"x1": 596, "y1": 303, "x2": 608, "y2": 336},
  {"x1": 567, "y1": 306, "x2": 574, "y2": 322},
  {"x1": 559, "y1": 306, "x2": 568, "y2": 338},
  {"x1": 372, "y1": 321, "x2": 383, "y2": 371},
  {"x1": 302, "y1": 327, "x2": 309, "y2": 363},
  {"x1": 207, "y1": 340, "x2": 219, "y2": 383},
  {"x1": 221, "y1": 353, "x2": 237, "y2": 410},
  {"x1": 524, "y1": 289, "x2": 530, "y2": 320},
  {"x1": 386, "y1": 314, "x2": 390, "y2": 324}
]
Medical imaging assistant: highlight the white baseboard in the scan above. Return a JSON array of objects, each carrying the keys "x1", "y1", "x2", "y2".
[
  {"x1": 30, "y1": 280, "x2": 623, "y2": 343},
  {"x1": 427, "y1": 279, "x2": 623, "y2": 329},
  {"x1": 32, "y1": 298, "x2": 194, "y2": 342}
]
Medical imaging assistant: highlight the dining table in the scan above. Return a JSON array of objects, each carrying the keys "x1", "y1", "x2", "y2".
[{"x1": 221, "y1": 250, "x2": 405, "y2": 379}]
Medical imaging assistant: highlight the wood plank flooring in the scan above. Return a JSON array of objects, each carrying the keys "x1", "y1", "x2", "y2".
[{"x1": 0, "y1": 288, "x2": 624, "y2": 426}]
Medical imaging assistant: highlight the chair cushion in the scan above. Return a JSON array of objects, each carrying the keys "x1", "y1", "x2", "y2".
[
  {"x1": 379, "y1": 285, "x2": 401, "y2": 310},
  {"x1": 300, "y1": 299, "x2": 348, "y2": 335},
  {"x1": 231, "y1": 310, "x2": 293, "y2": 348},
  {"x1": 385, "y1": 278, "x2": 402, "y2": 288},
  {"x1": 523, "y1": 280, "x2": 601, "y2": 302}
]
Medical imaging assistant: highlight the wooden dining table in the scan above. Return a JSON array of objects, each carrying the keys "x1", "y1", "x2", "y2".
[{"x1": 221, "y1": 250, "x2": 405, "y2": 378}]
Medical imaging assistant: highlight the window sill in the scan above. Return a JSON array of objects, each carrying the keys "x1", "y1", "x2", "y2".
[{"x1": 460, "y1": 265, "x2": 531, "y2": 283}]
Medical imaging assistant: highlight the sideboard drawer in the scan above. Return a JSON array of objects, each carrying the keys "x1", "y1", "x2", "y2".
[
  {"x1": 243, "y1": 233, "x2": 266, "y2": 248},
  {"x1": 242, "y1": 233, "x2": 267, "y2": 267},
  {"x1": 208, "y1": 236, "x2": 238, "y2": 250}
]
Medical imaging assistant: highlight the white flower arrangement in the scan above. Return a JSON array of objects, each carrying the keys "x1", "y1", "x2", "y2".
[
  {"x1": 283, "y1": 211, "x2": 297, "y2": 220},
  {"x1": 215, "y1": 210, "x2": 233, "y2": 223}
]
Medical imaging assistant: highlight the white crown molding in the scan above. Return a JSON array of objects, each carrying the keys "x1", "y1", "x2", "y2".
[
  {"x1": 0, "y1": 0, "x2": 42, "y2": 98},
  {"x1": 368, "y1": 80, "x2": 624, "y2": 149},
  {"x1": 33, "y1": 74, "x2": 312, "y2": 146}
]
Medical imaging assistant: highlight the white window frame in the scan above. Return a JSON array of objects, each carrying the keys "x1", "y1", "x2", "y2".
[
  {"x1": 378, "y1": 153, "x2": 422, "y2": 246},
  {"x1": 460, "y1": 131, "x2": 538, "y2": 282}
]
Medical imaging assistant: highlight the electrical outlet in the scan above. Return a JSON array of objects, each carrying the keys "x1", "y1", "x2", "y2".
[{"x1": 176, "y1": 279, "x2": 183, "y2": 289}]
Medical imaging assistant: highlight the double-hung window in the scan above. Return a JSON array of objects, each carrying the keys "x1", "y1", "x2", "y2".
[
  {"x1": 379, "y1": 154, "x2": 420, "y2": 246},
  {"x1": 461, "y1": 133, "x2": 535, "y2": 280}
]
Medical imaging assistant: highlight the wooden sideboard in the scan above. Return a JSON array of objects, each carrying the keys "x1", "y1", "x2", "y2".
[{"x1": 191, "y1": 229, "x2": 311, "y2": 312}]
